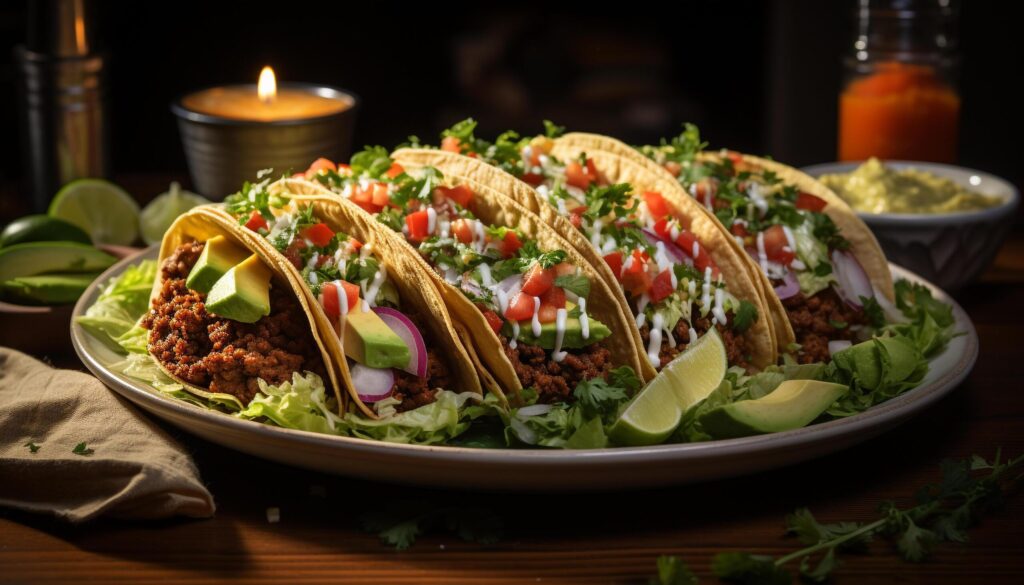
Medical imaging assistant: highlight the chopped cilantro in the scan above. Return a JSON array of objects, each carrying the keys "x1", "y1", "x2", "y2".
[
  {"x1": 72, "y1": 442, "x2": 94, "y2": 456},
  {"x1": 732, "y1": 300, "x2": 759, "y2": 333},
  {"x1": 24, "y1": 441, "x2": 40, "y2": 453},
  {"x1": 554, "y1": 273, "x2": 591, "y2": 299}
]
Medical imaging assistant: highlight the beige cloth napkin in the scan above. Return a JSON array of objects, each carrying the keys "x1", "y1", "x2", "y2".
[{"x1": 0, "y1": 347, "x2": 215, "y2": 522}]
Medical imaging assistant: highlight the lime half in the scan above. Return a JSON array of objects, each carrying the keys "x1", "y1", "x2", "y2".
[
  {"x1": 140, "y1": 182, "x2": 210, "y2": 245},
  {"x1": 49, "y1": 179, "x2": 140, "y2": 245},
  {"x1": 610, "y1": 328, "x2": 728, "y2": 446}
]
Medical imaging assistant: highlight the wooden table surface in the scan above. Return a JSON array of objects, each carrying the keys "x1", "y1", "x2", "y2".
[{"x1": 2, "y1": 177, "x2": 1023, "y2": 584}]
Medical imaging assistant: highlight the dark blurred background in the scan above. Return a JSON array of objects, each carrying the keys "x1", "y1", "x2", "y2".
[{"x1": 0, "y1": 0, "x2": 1020, "y2": 211}]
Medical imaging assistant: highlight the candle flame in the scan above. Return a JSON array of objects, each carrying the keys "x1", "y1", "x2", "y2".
[{"x1": 258, "y1": 66, "x2": 276, "y2": 104}]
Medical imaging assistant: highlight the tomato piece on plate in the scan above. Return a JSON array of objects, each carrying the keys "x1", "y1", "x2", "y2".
[
  {"x1": 521, "y1": 264, "x2": 554, "y2": 296},
  {"x1": 795, "y1": 192, "x2": 828, "y2": 212},
  {"x1": 244, "y1": 210, "x2": 268, "y2": 232},
  {"x1": 384, "y1": 162, "x2": 405, "y2": 179},
  {"x1": 405, "y1": 210, "x2": 431, "y2": 242},
  {"x1": 504, "y1": 292, "x2": 537, "y2": 321},
  {"x1": 441, "y1": 136, "x2": 462, "y2": 153},
  {"x1": 483, "y1": 310, "x2": 504, "y2": 335},
  {"x1": 649, "y1": 269, "x2": 675, "y2": 303},
  {"x1": 603, "y1": 251, "x2": 624, "y2": 278},
  {"x1": 300, "y1": 223, "x2": 335, "y2": 248},
  {"x1": 642, "y1": 191, "x2": 669, "y2": 219}
]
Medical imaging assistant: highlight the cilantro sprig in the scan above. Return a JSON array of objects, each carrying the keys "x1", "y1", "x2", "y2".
[{"x1": 360, "y1": 502, "x2": 503, "y2": 550}]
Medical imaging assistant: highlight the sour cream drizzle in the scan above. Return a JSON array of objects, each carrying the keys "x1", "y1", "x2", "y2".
[
  {"x1": 647, "y1": 312, "x2": 664, "y2": 368},
  {"x1": 756, "y1": 231, "x2": 769, "y2": 273},
  {"x1": 531, "y1": 296, "x2": 542, "y2": 337},
  {"x1": 578, "y1": 297, "x2": 589, "y2": 339},
  {"x1": 552, "y1": 308, "x2": 568, "y2": 362}
]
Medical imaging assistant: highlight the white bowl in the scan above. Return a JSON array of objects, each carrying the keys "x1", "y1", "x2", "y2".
[{"x1": 802, "y1": 160, "x2": 1019, "y2": 292}]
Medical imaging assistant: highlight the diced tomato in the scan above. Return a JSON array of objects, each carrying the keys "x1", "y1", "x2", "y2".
[
  {"x1": 621, "y1": 269, "x2": 651, "y2": 297},
  {"x1": 521, "y1": 264, "x2": 554, "y2": 296},
  {"x1": 762, "y1": 224, "x2": 790, "y2": 261},
  {"x1": 541, "y1": 285, "x2": 566, "y2": 309},
  {"x1": 649, "y1": 269, "x2": 675, "y2": 304},
  {"x1": 244, "y1": 210, "x2": 268, "y2": 232},
  {"x1": 435, "y1": 184, "x2": 474, "y2": 208},
  {"x1": 504, "y1": 292, "x2": 537, "y2": 321},
  {"x1": 642, "y1": 191, "x2": 669, "y2": 219},
  {"x1": 384, "y1": 162, "x2": 405, "y2": 179},
  {"x1": 569, "y1": 205, "x2": 587, "y2": 229},
  {"x1": 537, "y1": 303, "x2": 558, "y2": 324},
  {"x1": 305, "y1": 157, "x2": 336, "y2": 178},
  {"x1": 441, "y1": 136, "x2": 462, "y2": 153},
  {"x1": 664, "y1": 161, "x2": 682, "y2": 177},
  {"x1": 603, "y1": 251, "x2": 623, "y2": 278},
  {"x1": 500, "y1": 231, "x2": 522, "y2": 258},
  {"x1": 405, "y1": 210, "x2": 431, "y2": 242},
  {"x1": 652, "y1": 218, "x2": 671, "y2": 240},
  {"x1": 347, "y1": 238, "x2": 363, "y2": 252},
  {"x1": 675, "y1": 229, "x2": 719, "y2": 277},
  {"x1": 693, "y1": 180, "x2": 717, "y2": 209},
  {"x1": 725, "y1": 151, "x2": 744, "y2": 168},
  {"x1": 371, "y1": 183, "x2": 390, "y2": 207},
  {"x1": 321, "y1": 281, "x2": 360, "y2": 319},
  {"x1": 565, "y1": 158, "x2": 598, "y2": 190},
  {"x1": 300, "y1": 223, "x2": 335, "y2": 248},
  {"x1": 482, "y1": 310, "x2": 504, "y2": 335},
  {"x1": 521, "y1": 172, "x2": 544, "y2": 186},
  {"x1": 350, "y1": 184, "x2": 373, "y2": 204},
  {"x1": 730, "y1": 222, "x2": 749, "y2": 237},
  {"x1": 283, "y1": 239, "x2": 307, "y2": 270},
  {"x1": 795, "y1": 192, "x2": 828, "y2": 212},
  {"x1": 354, "y1": 201, "x2": 383, "y2": 214},
  {"x1": 553, "y1": 262, "x2": 575, "y2": 277},
  {"x1": 451, "y1": 219, "x2": 474, "y2": 244}
]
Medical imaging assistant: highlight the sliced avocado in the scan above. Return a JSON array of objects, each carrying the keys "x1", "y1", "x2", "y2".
[
  {"x1": 205, "y1": 254, "x2": 272, "y2": 323},
  {"x1": 0, "y1": 241, "x2": 116, "y2": 281},
  {"x1": 186, "y1": 235, "x2": 250, "y2": 294},
  {"x1": 698, "y1": 379, "x2": 848, "y2": 439},
  {"x1": 343, "y1": 303, "x2": 411, "y2": 369},
  {"x1": 504, "y1": 312, "x2": 611, "y2": 349},
  {"x1": 0, "y1": 214, "x2": 91, "y2": 247},
  {"x1": 1, "y1": 272, "x2": 98, "y2": 305}
]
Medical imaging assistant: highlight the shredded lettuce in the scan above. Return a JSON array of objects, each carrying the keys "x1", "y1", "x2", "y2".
[
  {"x1": 339, "y1": 390, "x2": 485, "y2": 445},
  {"x1": 791, "y1": 223, "x2": 835, "y2": 296},
  {"x1": 75, "y1": 260, "x2": 157, "y2": 353}
]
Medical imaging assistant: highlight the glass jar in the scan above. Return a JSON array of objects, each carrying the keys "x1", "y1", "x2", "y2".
[{"x1": 838, "y1": 0, "x2": 961, "y2": 163}]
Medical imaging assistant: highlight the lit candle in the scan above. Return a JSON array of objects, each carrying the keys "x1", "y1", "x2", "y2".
[
  {"x1": 180, "y1": 66, "x2": 353, "y2": 121},
  {"x1": 172, "y1": 66, "x2": 358, "y2": 199}
]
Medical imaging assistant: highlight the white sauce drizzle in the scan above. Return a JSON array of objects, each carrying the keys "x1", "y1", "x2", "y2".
[
  {"x1": 647, "y1": 312, "x2": 664, "y2": 368},
  {"x1": 551, "y1": 308, "x2": 568, "y2": 362},
  {"x1": 578, "y1": 297, "x2": 589, "y2": 339},
  {"x1": 589, "y1": 219, "x2": 603, "y2": 249},
  {"x1": 478, "y1": 263, "x2": 494, "y2": 287},
  {"x1": 713, "y1": 288, "x2": 727, "y2": 325},
  {"x1": 701, "y1": 267, "x2": 713, "y2": 309},
  {"x1": 509, "y1": 321, "x2": 519, "y2": 348},
  {"x1": 362, "y1": 265, "x2": 386, "y2": 310},
  {"x1": 756, "y1": 231, "x2": 769, "y2": 273},
  {"x1": 426, "y1": 207, "x2": 437, "y2": 236},
  {"x1": 531, "y1": 296, "x2": 542, "y2": 337}
]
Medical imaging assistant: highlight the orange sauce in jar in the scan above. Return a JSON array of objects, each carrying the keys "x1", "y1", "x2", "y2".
[{"x1": 838, "y1": 62, "x2": 960, "y2": 163}]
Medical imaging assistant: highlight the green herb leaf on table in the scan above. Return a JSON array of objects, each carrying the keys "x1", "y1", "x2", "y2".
[
  {"x1": 649, "y1": 555, "x2": 699, "y2": 585},
  {"x1": 360, "y1": 503, "x2": 503, "y2": 550},
  {"x1": 72, "y1": 442, "x2": 94, "y2": 456},
  {"x1": 24, "y1": 441, "x2": 40, "y2": 453}
]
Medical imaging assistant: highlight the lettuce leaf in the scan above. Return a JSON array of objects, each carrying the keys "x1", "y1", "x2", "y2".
[
  {"x1": 339, "y1": 390, "x2": 484, "y2": 445},
  {"x1": 75, "y1": 260, "x2": 157, "y2": 353},
  {"x1": 825, "y1": 335, "x2": 927, "y2": 417}
]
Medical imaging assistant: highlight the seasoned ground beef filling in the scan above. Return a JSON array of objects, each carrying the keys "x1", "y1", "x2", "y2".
[
  {"x1": 782, "y1": 287, "x2": 865, "y2": 364},
  {"x1": 501, "y1": 336, "x2": 613, "y2": 403},
  {"x1": 639, "y1": 314, "x2": 750, "y2": 370},
  {"x1": 143, "y1": 241, "x2": 326, "y2": 404},
  {"x1": 390, "y1": 313, "x2": 451, "y2": 412}
]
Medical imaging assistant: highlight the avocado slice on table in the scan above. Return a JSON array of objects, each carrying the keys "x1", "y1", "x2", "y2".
[
  {"x1": 0, "y1": 241, "x2": 116, "y2": 282},
  {"x1": 343, "y1": 302, "x2": 411, "y2": 369},
  {"x1": 1, "y1": 272, "x2": 99, "y2": 305},
  {"x1": 205, "y1": 254, "x2": 272, "y2": 323},
  {"x1": 698, "y1": 379, "x2": 849, "y2": 439},
  {"x1": 186, "y1": 235, "x2": 250, "y2": 294}
]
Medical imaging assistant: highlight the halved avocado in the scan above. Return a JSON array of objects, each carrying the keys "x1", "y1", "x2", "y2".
[
  {"x1": 186, "y1": 235, "x2": 250, "y2": 294},
  {"x1": 698, "y1": 379, "x2": 848, "y2": 438},
  {"x1": 0, "y1": 241, "x2": 116, "y2": 281},
  {"x1": 205, "y1": 254, "x2": 272, "y2": 323}
]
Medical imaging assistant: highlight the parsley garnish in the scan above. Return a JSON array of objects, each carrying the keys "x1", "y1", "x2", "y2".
[
  {"x1": 360, "y1": 502, "x2": 503, "y2": 550},
  {"x1": 732, "y1": 300, "x2": 759, "y2": 333},
  {"x1": 350, "y1": 145, "x2": 394, "y2": 178},
  {"x1": 543, "y1": 119, "x2": 566, "y2": 138},
  {"x1": 24, "y1": 441, "x2": 40, "y2": 453},
  {"x1": 554, "y1": 273, "x2": 591, "y2": 299},
  {"x1": 72, "y1": 442, "x2": 94, "y2": 456}
]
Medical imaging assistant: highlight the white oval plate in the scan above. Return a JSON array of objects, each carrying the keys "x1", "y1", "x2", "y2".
[{"x1": 72, "y1": 247, "x2": 977, "y2": 491}]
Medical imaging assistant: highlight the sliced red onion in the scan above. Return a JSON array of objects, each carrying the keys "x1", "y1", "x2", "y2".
[
  {"x1": 641, "y1": 228, "x2": 688, "y2": 264},
  {"x1": 496, "y1": 273, "x2": 522, "y2": 295},
  {"x1": 350, "y1": 363, "x2": 395, "y2": 403},
  {"x1": 774, "y1": 269, "x2": 800, "y2": 300},
  {"x1": 517, "y1": 404, "x2": 555, "y2": 417},
  {"x1": 828, "y1": 340, "x2": 852, "y2": 355},
  {"x1": 830, "y1": 250, "x2": 874, "y2": 310},
  {"x1": 373, "y1": 306, "x2": 428, "y2": 378}
]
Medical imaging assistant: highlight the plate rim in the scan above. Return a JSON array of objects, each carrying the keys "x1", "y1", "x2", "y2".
[{"x1": 71, "y1": 246, "x2": 978, "y2": 467}]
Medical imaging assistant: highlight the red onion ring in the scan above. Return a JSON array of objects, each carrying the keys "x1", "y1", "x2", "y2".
[
  {"x1": 350, "y1": 363, "x2": 395, "y2": 403},
  {"x1": 641, "y1": 228, "x2": 688, "y2": 263},
  {"x1": 830, "y1": 249, "x2": 873, "y2": 309},
  {"x1": 774, "y1": 270, "x2": 800, "y2": 300}
]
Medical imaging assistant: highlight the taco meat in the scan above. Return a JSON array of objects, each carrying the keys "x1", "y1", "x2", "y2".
[
  {"x1": 501, "y1": 336, "x2": 613, "y2": 403},
  {"x1": 782, "y1": 287, "x2": 865, "y2": 364},
  {"x1": 391, "y1": 315, "x2": 452, "y2": 412},
  {"x1": 640, "y1": 315, "x2": 750, "y2": 370},
  {"x1": 143, "y1": 241, "x2": 326, "y2": 404}
]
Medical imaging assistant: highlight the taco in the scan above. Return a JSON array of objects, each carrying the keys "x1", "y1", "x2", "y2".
[
  {"x1": 144, "y1": 207, "x2": 344, "y2": 411},
  {"x1": 290, "y1": 151, "x2": 647, "y2": 402},
  {"x1": 218, "y1": 178, "x2": 481, "y2": 416},
  {"x1": 401, "y1": 120, "x2": 777, "y2": 372},
  {"x1": 635, "y1": 125, "x2": 895, "y2": 363}
]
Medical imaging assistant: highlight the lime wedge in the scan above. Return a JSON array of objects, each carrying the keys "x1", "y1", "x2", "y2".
[
  {"x1": 49, "y1": 179, "x2": 140, "y2": 246},
  {"x1": 140, "y1": 182, "x2": 210, "y2": 245},
  {"x1": 610, "y1": 328, "x2": 728, "y2": 446}
]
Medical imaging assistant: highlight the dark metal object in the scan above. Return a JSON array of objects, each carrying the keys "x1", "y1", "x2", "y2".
[
  {"x1": 171, "y1": 84, "x2": 358, "y2": 200},
  {"x1": 16, "y1": 0, "x2": 109, "y2": 211}
]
